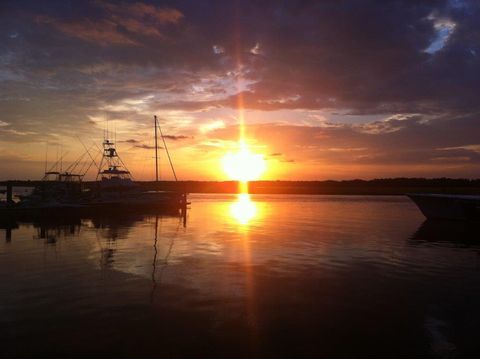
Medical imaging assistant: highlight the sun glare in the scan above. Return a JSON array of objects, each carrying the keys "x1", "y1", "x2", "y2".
[{"x1": 221, "y1": 145, "x2": 266, "y2": 181}]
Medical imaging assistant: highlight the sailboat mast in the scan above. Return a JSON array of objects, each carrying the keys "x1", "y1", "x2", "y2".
[{"x1": 154, "y1": 115, "x2": 159, "y2": 182}]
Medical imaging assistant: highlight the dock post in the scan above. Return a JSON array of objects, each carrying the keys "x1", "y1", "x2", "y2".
[
  {"x1": 5, "y1": 228, "x2": 12, "y2": 242},
  {"x1": 181, "y1": 192, "x2": 187, "y2": 227}
]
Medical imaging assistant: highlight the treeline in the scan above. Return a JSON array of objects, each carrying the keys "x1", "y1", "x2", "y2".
[
  {"x1": 3, "y1": 178, "x2": 479, "y2": 195},
  {"x1": 137, "y1": 178, "x2": 480, "y2": 195}
]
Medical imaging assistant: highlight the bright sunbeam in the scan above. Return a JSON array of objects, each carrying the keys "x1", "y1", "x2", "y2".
[
  {"x1": 230, "y1": 193, "x2": 257, "y2": 225},
  {"x1": 222, "y1": 144, "x2": 266, "y2": 181}
]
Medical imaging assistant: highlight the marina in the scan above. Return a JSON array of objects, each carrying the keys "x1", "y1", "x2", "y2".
[
  {"x1": 0, "y1": 116, "x2": 188, "y2": 216},
  {"x1": 2, "y1": 0, "x2": 480, "y2": 357}
]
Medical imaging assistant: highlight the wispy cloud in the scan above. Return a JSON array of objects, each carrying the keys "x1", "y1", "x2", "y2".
[
  {"x1": 134, "y1": 143, "x2": 163, "y2": 150},
  {"x1": 162, "y1": 135, "x2": 191, "y2": 140}
]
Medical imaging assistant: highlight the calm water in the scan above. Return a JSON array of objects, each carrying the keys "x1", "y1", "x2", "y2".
[{"x1": 2, "y1": 194, "x2": 480, "y2": 358}]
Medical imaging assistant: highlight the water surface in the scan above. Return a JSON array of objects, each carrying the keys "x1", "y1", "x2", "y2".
[{"x1": 1, "y1": 194, "x2": 480, "y2": 358}]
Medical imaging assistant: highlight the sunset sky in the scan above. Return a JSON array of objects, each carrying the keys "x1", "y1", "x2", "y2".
[{"x1": 1, "y1": 0, "x2": 480, "y2": 180}]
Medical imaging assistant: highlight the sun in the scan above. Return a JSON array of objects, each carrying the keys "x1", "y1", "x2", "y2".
[{"x1": 221, "y1": 145, "x2": 266, "y2": 181}]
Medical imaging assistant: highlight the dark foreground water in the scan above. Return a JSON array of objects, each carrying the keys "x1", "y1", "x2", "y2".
[{"x1": 2, "y1": 194, "x2": 480, "y2": 358}]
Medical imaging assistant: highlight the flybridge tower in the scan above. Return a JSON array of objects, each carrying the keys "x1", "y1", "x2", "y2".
[{"x1": 96, "y1": 138, "x2": 133, "y2": 185}]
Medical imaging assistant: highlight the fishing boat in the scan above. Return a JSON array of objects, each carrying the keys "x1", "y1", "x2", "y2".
[
  {"x1": 1, "y1": 115, "x2": 187, "y2": 215},
  {"x1": 408, "y1": 193, "x2": 480, "y2": 221},
  {"x1": 88, "y1": 127, "x2": 186, "y2": 210}
]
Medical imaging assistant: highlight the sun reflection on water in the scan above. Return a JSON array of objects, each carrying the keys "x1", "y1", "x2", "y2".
[{"x1": 230, "y1": 193, "x2": 257, "y2": 225}]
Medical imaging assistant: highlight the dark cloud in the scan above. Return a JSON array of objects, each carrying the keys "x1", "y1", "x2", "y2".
[
  {"x1": 2, "y1": 3, "x2": 476, "y2": 101},
  {"x1": 210, "y1": 0, "x2": 480, "y2": 114},
  {"x1": 134, "y1": 144, "x2": 163, "y2": 150},
  {"x1": 5, "y1": 0, "x2": 480, "y2": 113},
  {"x1": 162, "y1": 135, "x2": 191, "y2": 140},
  {"x1": 119, "y1": 138, "x2": 140, "y2": 144}
]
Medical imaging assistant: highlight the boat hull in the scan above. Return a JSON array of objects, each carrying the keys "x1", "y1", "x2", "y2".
[
  {"x1": 408, "y1": 194, "x2": 480, "y2": 221},
  {"x1": 0, "y1": 193, "x2": 188, "y2": 218}
]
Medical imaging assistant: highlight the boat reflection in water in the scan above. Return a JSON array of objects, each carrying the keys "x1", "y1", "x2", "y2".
[
  {"x1": 410, "y1": 219, "x2": 480, "y2": 248},
  {"x1": 0, "y1": 211, "x2": 184, "y2": 279}
]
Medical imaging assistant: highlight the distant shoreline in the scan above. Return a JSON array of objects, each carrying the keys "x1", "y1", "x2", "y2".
[
  {"x1": 2, "y1": 178, "x2": 480, "y2": 196},
  {"x1": 143, "y1": 179, "x2": 480, "y2": 195}
]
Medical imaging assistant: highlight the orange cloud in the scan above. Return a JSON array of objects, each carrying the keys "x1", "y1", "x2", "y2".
[
  {"x1": 36, "y1": 16, "x2": 137, "y2": 45},
  {"x1": 99, "y1": 2, "x2": 183, "y2": 25},
  {"x1": 36, "y1": 1, "x2": 183, "y2": 46}
]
